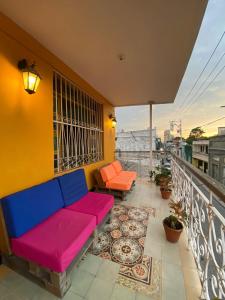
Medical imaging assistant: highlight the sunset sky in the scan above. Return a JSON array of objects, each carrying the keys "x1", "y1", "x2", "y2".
[{"x1": 115, "y1": 0, "x2": 225, "y2": 139}]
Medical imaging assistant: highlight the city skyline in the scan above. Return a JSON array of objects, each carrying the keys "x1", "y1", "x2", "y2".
[{"x1": 116, "y1": 0, "x2": 225, "y2": 139}]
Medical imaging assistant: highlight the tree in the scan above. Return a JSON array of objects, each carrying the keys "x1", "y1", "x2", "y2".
[{"x1": 186, "y1": 127, "x2": 205, "y2": 145}]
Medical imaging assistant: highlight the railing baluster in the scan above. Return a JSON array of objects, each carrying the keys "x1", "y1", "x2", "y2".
[{"x1": 171, "y1": 157, "x2": 225, "y2": 300}]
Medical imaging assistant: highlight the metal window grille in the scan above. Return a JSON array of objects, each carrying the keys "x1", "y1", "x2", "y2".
[{"x1": 53, "y1": 72, "x2": 104, "y2": 173}]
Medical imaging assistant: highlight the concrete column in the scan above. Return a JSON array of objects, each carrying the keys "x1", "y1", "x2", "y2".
[{"x1": 149, "y1": 103, "x2": 153, "y2": 172}]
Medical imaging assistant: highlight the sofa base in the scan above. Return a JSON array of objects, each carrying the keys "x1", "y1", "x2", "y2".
[
  {"x1": 95, "y1": 180, "x2": 136, "y2": 201},
  {"x1": 2, "y1": 210, "x2": 112, "y2": 298},
  {"x1": 2, "y1": 233, "x2": 94, "y2": 298}
]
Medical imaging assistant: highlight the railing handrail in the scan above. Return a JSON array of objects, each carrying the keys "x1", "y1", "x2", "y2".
[
  {"x1": 172, "y1": 157, "x2": 225, "y2": 225},
  {"x1": 171, "y1": 152, "x2": 225, "y2": 203}
]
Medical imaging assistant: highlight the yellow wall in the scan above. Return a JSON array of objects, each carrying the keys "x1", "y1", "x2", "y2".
[
  {"x1": 0, "y1": 13, "x2": 115, "y2": 253},
  {"x1": 192, "y1": 158, "x2": 198, "y2": 168}
]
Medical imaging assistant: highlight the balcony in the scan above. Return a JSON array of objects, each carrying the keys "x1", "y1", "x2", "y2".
[
  {"x1": 0, "y1": 2, "x2": 215, "y2": 300},
  {"x1": 192, "y1": 152, "x2": 209, "y2": 163},
  {"x1": 3, "y1": 154, "x2": 224, "y2": 299}
]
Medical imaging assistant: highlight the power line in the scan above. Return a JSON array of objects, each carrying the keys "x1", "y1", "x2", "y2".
[
  {"x1": 177, "y1": 30, "x2": 225, "y2": 111},
  {"x1": 180, "y1": 52, "x2": 225, "y2": 114},
  {"x1": 182, "y1": 63, "x2": 225, "y2": 114},
  {"x1": 201, "y1": 116, "x2": 225, "y2": 128},
  {"x1": 182, "y1": 115, "x2": 225, "y2": 133}
]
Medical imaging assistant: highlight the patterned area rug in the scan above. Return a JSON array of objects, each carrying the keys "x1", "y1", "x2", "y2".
[{"x1": 89, "y1": 204, "x2": 161, "y2": 298}]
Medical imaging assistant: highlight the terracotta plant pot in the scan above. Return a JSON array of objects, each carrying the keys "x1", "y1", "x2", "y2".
[
  {"x1": 163, "y1": 219, "x2": 183, "y2": 243},
  {"x1": 160, "y1": 188, "x2": 172, "y2": 200}
]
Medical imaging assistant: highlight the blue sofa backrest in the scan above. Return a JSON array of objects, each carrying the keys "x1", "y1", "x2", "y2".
[
  {"x1": 57, "y1": 169, "x2": 88, "y2": 206},
  {"x1": 2, "y1": 179, "x2": 64, "y2": 238}
]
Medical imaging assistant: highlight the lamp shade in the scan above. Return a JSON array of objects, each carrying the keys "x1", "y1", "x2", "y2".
[
  {"x1": 18, "y1": 59, "x2": 41, "y2": 94},
  {"x1": 109, "y1": 114, "x2": 117, "y2": 128},
  {"x1": 112, "y1": 117, "x2": 117, "y2": 128},
  {"x1": 22, "y1": 69, "x2": 41, "y2": 94}
]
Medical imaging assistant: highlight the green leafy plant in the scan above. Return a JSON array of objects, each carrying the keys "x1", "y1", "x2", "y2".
[
  {"x1": 164, "y1": 199, "x2": 188, "y2": 230},
  {"x1": 160, "y1": 176, "x2": 173, "y2": 192},
  {"x1": 154, "y1": 166, "x2": 171, "y2": 185}
]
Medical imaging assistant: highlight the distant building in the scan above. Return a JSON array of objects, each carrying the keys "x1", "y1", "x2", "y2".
[
  {"x1": 184, "y1": 143, "x2": 192, "y2": 163},
  {"x1": 171, "y1": 136, "x2": 184, "y2": 157},
  {"x1": 218, "y1": 127, "x2": 225, "y2": 136},
  {"x1": 164, "y1": 129, "x2": 173, "y2": 143},
  {"x1": 209, "y1": 132, "x2": 225, "y2": 186},
  {"x1": 192, "y1": 140, "x2": 209, "y2": 174},
  {"x1": 116, "y1": 128, "x2": 157, "y2": 152}
]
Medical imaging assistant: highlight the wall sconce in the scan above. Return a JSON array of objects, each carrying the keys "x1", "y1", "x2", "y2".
[
  {"x1": 109, "y1": 114, "x2": 117, "y2": 128},
  {"x1": 18, "y1": 59, "x2": 41, "y2": 94}
]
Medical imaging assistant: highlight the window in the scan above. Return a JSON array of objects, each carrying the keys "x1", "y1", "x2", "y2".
[{"x1": 53, "y1": 72, "x2": 104, "y2": 173}]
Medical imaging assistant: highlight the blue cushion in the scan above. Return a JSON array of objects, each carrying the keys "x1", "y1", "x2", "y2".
[
  {"x1": 57, "y1": 169, "x2": 88, "y2": 206},
  {"x1": 2, "y1": 179, "x2": 64, "y2": 238}
]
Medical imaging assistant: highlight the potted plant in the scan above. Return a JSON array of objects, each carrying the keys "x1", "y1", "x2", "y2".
[
  {"x1": 154, "y1": 167, "x2": 171, "y2": 186},
  {"x1": 163, "y1": 199, "x2": 187, "y2": 243},
  {"x1": 160, "y1": 176, "x2": 172, "y2": 200}
]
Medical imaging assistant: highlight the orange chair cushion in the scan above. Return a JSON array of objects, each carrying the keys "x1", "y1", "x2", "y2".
[
  {"x1": 105, "y1": 174, "x2": 133, "y2": 191},
  {"x1": 119, "y1": 171, "x2": 137, "y2": 181},
  {"x1": 100, "y1": 165, "x2": 117, "y2": 182},
  {"x1": 111, "y1": 160, "x2": 123, "y2": 175}
]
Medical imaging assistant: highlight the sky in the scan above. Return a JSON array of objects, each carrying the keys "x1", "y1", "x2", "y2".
[{"x1": 115, "y1": 0, "x2": 225, "y2": 139}]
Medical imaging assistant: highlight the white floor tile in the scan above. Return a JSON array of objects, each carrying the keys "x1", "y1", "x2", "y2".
[
  {"x1": 110, "y1": 284, "x2": 136, "y2": 300},
  {"x1": 86, "y1": 277, "x2": 114, "y2": 300},
  {"x1": 96, "y1": 259, "x2": 120, "y2": 283},
  {"x1": 71, "y1": 269, "x2": 95, "y2": 297},
  {"x1": 79, "y1": 254, "x2": 103, "y2": 275},
  {"x1": 162, "y1": 262, "x2": 185, "y2": 287}
]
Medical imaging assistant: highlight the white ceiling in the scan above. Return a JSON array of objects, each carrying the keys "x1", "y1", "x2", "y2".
[{"x1": 0, "y1": 0, "x2": 207, "y2": 106}]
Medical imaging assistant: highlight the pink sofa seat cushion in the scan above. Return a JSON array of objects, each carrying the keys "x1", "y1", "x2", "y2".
[
  {"x1": 66, "y1": 192, "x2": 114, "y2": 225},
  {"x1": 11, "y1": 209, "x2": 96, "y2": 273},
  {"x1": 119, "y1": 171, "x2": 137, "y2": 181}
]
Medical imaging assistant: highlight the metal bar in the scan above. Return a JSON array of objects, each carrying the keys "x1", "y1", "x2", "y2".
[
  {"x1": 149, "y1": 103, "x2": 153, "y2": 172},
  {"x1": 65, "y1": 80, "x2": 69, "y2": 169}
]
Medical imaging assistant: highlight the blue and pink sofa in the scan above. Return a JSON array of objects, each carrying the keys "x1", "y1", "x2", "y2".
[{"x1": 1, "y1": 169, "x2": 114, "y2": 297}]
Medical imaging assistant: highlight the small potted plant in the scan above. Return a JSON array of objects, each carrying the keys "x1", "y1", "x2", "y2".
[
  {"x1": 160, "y1": 176, "x2": 172, "y2": 200},
  {"x1": 154, "y1": 167, "x2": 171, "y2": 186},
  {"x1": 163, "y1": 199, "x2": 187, "y2": 243}
]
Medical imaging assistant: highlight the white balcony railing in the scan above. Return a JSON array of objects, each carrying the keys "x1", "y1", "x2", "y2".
[{"x1": 172, "y1": 156, "x2": 225, "y2": 300}]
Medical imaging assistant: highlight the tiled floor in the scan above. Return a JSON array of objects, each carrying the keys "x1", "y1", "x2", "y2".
[{"x1": 0, "y1": 179, "x2": 202, "y2": 300}]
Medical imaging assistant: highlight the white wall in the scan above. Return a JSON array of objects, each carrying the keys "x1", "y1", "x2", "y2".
[{"x1": 116, "y1": 128, "x2": 157, "y2": 151}]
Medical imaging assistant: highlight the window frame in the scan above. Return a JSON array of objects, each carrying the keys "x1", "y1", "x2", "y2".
[{"x1": 53, "y1": 71, "x2": 104, "y2": 174}]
